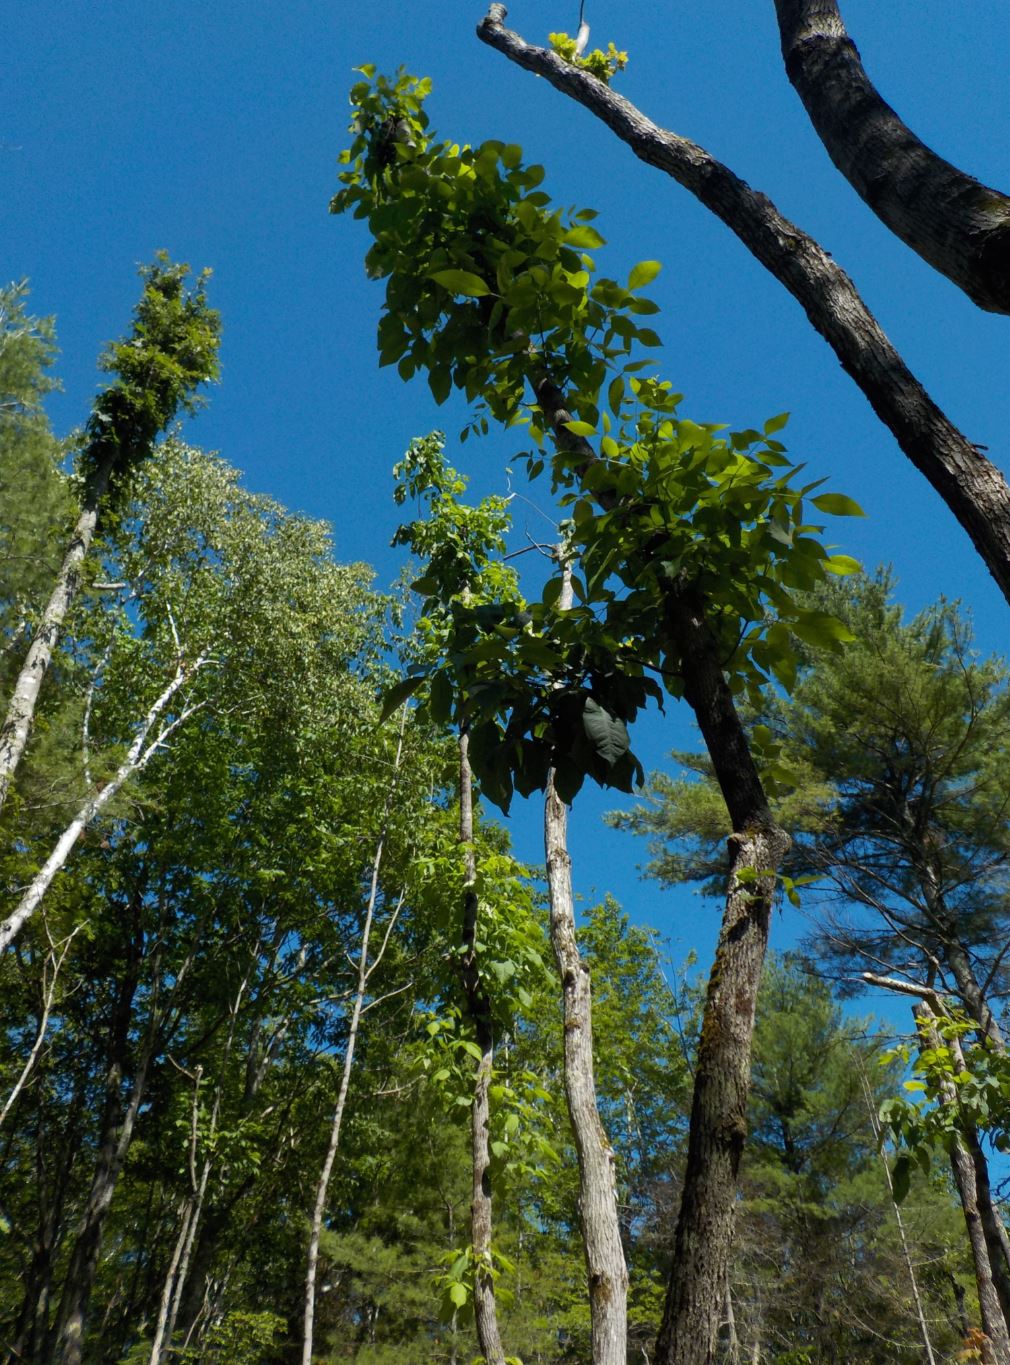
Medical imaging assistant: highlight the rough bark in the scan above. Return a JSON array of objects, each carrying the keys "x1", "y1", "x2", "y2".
[
  {"x1": 459, "y1": 728, "x2": 506, "y2": 1365},
  {"x1": 544, "y1": 558, "x2": 628, "y2": 1365},
  {"x1": 476, "y1": 6, "x2": 1010, "y2": 610},
  {"x1": 772, "y1": 0, "x2": 1010, "y2": 314},
  {"x1": 0, "y1": 460, "x2": 110, "y2": 819},
  {"x1": 649, "y1": 592, "x2": 790, "y2": 1365}
]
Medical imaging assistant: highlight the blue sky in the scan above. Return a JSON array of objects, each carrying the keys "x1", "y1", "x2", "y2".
[{"x1": 6, "y1": 1, "x2": 1010, "y2": 1004}]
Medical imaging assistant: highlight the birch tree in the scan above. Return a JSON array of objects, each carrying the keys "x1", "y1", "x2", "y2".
[{"x1": 0, "y1": 256, "x2": 220, "y2": 820}]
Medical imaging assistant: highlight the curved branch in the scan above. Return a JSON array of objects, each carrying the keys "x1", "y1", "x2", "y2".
[
  {"x1": 773, "y1": 0, "x2": 1010, "y2": 314},
  {"x1": 476, "y1": 5, "x2": 1010, "y2": 609}
]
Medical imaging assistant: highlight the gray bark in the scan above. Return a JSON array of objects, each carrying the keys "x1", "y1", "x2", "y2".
[
  {"x1": 544, "y1": 556, "x2": 628, "y2": 1365},
  {"x1": 477, "y1": 6, "x2": 1010, "y2": 610},
  {"x1": 772, "y1": 0, "x2": 1010, "y2": 314}
]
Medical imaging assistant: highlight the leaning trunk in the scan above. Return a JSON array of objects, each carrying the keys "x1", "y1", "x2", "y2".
[
  {"x1": 654, "y1": 592, "x2": 790, "y2": 1365},
  {"x1": 459, "y1": 727, "x2": 506, "y2": 1365},
  {"x1": 0, "y1": 459, "x2": 111, "y2": 819}
]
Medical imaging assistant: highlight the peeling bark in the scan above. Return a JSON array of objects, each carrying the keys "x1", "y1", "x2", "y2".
[
  {"x1": 772, "y1": 0, "x2": 1010, "y2": 314},
  {"x1": 476, "y1": 5, "x2": 1010, "y2": 610}
]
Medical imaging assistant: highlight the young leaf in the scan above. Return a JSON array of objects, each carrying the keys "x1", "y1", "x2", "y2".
[
  {"x1": 429, "y1": 269, "x2": 493, "y2": 298},
  {"x1": 628, "y1": 260, "x2": 662, "y2": 290},
  {"x1": 810, "y1": 492, "x2": 865, "y2": 516}
]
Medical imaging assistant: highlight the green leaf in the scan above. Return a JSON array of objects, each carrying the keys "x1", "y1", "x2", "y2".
[
  {"x1": 563, "y1": 224, "x2": 606, "y2": 249},
  {"x1": 790, "y1": 610, "x2": 857, "y2": 649},
  {"x1": 763, "y1": 411, "x2": 789, "y2": 435},
  {"x1": 810, "y1": 492, "x2": 865, "y2": 516},
  {"x1": 891, "y1": 1155, "x2": 911, "y2": 1204},
  {"x1": 628, "y1": 260, "x2": 662, "y2": 290},
  {"x1": 429, "y1": 670, "x2": 454, "y2": 724},
  {"x1": 429, "y1": 269, "x2": 493, "y2": 298},
  {"x1": 563, "y1": 420, "x2": 597, "y2": 437},
  {"x1": 582, "y1": 697, "x2": 630, "y2": 769},
  {"x1": 449, "y1": 1282, "x2": 468, "y2": 1308},
  {"x1": 378, "y1": 674, "x2": 425, "y2": 723},
  {"x1": 823, "y1": 553, "x2": 862, "y2": 576}
]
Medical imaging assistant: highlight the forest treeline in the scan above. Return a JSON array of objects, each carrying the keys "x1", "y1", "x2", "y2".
[
  {"x1": 2, "y1": 259, "x2": 1010, "y2": 1365},
  {"x1": 6, "y1": 66, "x2": 1010, "y2": 1364}
]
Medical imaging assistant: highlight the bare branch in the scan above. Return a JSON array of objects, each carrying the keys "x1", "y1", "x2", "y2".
[
  {"x1": 476, "y1": 5, "x2": 1010, "y2": 608},
  {"x1": 773, "y1": 0, "x2": 1010, "y2": 314}
]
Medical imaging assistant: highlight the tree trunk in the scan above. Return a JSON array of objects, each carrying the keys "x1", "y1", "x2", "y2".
[
  {"x1": 544, "y1": 555, "x2": 627, "y2": 1364},
  {"x1": 526, "y1": 361, "x2": 789, "y2": 1364},
  {"x1": 916, "y1": 998, "x2": 1010, "y2": 1365},
  {"x1": 51, "y1": 979, "x2": 156, "y2": 1365},
  {"x1": 652, "y1": 593, "x2": 790, "y2": 1365},
  {"x1": 477, "y1": 6, "x2": 1010, "y2": 611},
  {"x1": 771, "y1": 0, "x2": 1010, "y2": 314},
  {"x1": 459, "y1": 727, "x2": 506, "y2": 1365},
  {"x1": 0, "y1": 459, "x2": 110, "y2": 819},
  {"x1": 0, "y1": 653, "x2": 204, "y2": 955}
]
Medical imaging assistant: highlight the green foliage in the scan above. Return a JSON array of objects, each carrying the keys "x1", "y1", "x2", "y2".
[
  {"x1": 0, "y1": 283, "x2": 71, "y2": 678},
  {"x1": 337, "y1": 72, "x2": 861, "y2": 810},
  {"x1": 547, "y1": 32, "x2": 629, "y2": 84},
  {"x1": 881, "y1": 1009, "x2": 1010, "y2": 1197},
  {"x1": 78, "y1": 252, "x2": 221, "y2": 497}
]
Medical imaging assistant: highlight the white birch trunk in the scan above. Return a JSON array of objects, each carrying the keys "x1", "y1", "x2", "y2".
[
  {"x1": 0, "y1": 459, "x2": 111, "y2": 817},
  {"x1": 0, "y1": 654, "x2": 205, "y2": 956}
]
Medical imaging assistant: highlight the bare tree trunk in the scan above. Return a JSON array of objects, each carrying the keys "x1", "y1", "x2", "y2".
[
  {"x1": 459, "y1": 726, "x2": 506, "y2": 1365},
  {"x1": 0, "y1": 459, "x2": 111, "y2": 818},
  {"x1": 301, "y1": 713, "x2": 407, "y2": 1365},
  {"x1": 0, "y1": 653, "x2": 206, "y2": 955},
  {"x1": 544, "y1": 557, "x2": 627, "y2": 1363},
  {"x1": 476, "y1": 7, "x2": 1010, "y2": 610},
  {"x1": 771, "y1": 0, "x2": 1010, "y2": 314},
  {"x1": 723, "y1": 1278, "x2": 740, "y2": 1365}
]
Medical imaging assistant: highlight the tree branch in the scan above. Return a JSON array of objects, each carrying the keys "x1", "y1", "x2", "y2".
[
  {"x1": 476, "y1": 4, "x2": 1010, "y2": 608},
  {"x1": 772, "y1": 0, "x2": 1010, "y2": 314}
]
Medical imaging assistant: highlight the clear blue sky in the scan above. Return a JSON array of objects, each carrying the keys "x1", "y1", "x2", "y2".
[{"x1": 6, "y1": 1, "x2": 1010, "y2": 1008}]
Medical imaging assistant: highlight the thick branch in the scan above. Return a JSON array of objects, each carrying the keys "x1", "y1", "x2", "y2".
[
  {"x1": 477, "y1": 6, "x2": 1010, "y2": 609},
  {"x1": 773, "y1": 0, "x2": 1010, "y2": 314}
]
